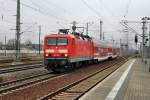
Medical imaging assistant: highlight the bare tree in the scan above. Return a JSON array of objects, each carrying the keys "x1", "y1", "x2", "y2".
[
  {"x1": 24, "y1": 39, "x2": 32, "y2": 46},
  {"x1": 0, "y1": 42, "x2": 3, "y2": 50},
  {"x1": 7, "y1": 39, "x2": 15, "y2": 50},
  {"x1": 23, "y1": 39, "x2": 33, "y2": 50}
]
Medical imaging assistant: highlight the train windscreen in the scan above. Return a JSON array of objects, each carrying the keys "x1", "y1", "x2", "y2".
[
  {"x1": 47, "y1": 38, "x2": 68, "y2": 46},
  {"x1": 47, "y1": 38, "x2": 57, "y2": 46},
  {"x1": 57, "y1": 38, "x2": 68, "y2": 45}
]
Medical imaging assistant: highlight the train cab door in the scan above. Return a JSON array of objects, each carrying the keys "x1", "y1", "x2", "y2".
[{"x1": 71, "y1": 38, "x2": 75, "y2": 56}]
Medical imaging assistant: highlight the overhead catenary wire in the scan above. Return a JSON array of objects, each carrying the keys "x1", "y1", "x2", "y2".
[
  {"x1": 80, "y1": 0, "x2": 120, "y2": 35},
  {"x1": 13, "y1": 0, "x2": 68, "y2": 28},
  {"x1": 11, "y1": 0, "x2": 68, "y2": 22},
  {"x1": 80, "y1": 0, "x2": 102, "y2": 18},
  {"x1": 98, "y1": 0, "x2": 125, "y2": 31},
  {"x1": 97, "y1": 0, "x2": 116, "y2": 18},
  {"x1": 30, "y1": 0, "x2": 84, "y2": 24},
  {"x1": 0, "y1": 0, "x2": 15, "y2": 25},
  {"x1": 31, "y1": 0, "x2": 84, "y2": 30},
  {"x1": 44, "y1": 0, "x2": 73, "y2": 16},
  {"x1": 122, "y1": 22, "x2": 139, "y2": 35},
  {"x1": 81, "y1": 0, "x2": 117, "y2": 27},
  {"x1": 29, "y1": 0, "x2": 71, "y2": 25},
  {"x1": 123, "y1": 0, "x2": 132, "y2": 18},
  {"x1": 30, "y1": 0, "x2": 70, "y2": 22},
  {"x1": 21, "y1": 22, "x2": 38, "y2": 33},
  {"x1": 1, "y1": 0, "x2": 69, "y2": 31}
]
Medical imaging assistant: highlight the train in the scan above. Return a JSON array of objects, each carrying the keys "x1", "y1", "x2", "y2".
[{"x1": 44, "y1": 29, "x2": 119, "y2": 72}]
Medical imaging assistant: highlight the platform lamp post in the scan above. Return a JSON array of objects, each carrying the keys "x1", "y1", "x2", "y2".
[
  {"x1": 134, "y1": 34, "x2": 138, "y2": 58},
  {"x1": 5, "y1": 36, "x2": 6, "y2": 56},
  {"x1": 100, "y1": 20, "x2": 103, "y2": 40},
  {"x1": 141, "y1": 17, "x2": 149, "y2": 62},
  {"x1": 15, "y1": 0, "x2": 21, "y2": 62},
  {"x1": 148, "y1": 18, "x2": 150, "y2": 72},
  {"x1": 38, "y1": 25, "x2": 41, "y2": 55},
  {"x1": 142, "y1": 17, "x2": 150, "y2": 65}
]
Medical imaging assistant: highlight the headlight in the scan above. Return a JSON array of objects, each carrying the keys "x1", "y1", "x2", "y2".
[
  {"x1": 64, "y1": 54, "x2": 68, "y2": 57},
  {"x1": 46, "y1": 54, "x2": 49, "y2": 57}
]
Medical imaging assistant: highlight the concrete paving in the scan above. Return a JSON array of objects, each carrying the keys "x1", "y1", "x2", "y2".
[
  {"x1": 79, "y1": 58, "x2": 150, "y2": 100},
  {"x1": 123, "y1": 59, "x2": 150, "y2": 100},
  {"x1": 79, "y1": 59, "x2": 135, "y2": 100}
]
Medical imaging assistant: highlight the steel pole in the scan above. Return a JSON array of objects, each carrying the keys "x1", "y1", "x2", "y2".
[
  {"x1": 148, "y1": 23, "x2": 150, "y2": 72},
  {"x1": 39, "y1": 25, "x2": 41, "y2": 55},
  {"x1": 86, "y1": 23, "x2": 88, "y2": 35},
  {"x1": 142, "y1": 20, "x2": 146, "y2": 62},
  {"x1": 100, "y1": 20, "x2": 103, "y2": 40},
  {"x1": 5, "y1": 36, "x2": 6, "y2": 56},
  {"x1": 15, "y1": 0, "x2": 21, "y2": 61}
]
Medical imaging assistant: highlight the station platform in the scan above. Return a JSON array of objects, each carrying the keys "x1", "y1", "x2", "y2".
[{"x1": 79, "y1": 58, "x2": 150, "y2": 100}]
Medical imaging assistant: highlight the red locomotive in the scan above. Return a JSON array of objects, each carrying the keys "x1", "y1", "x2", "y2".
[{"x1": 44, "y1": 29, "x2": 119, "y2": 72}]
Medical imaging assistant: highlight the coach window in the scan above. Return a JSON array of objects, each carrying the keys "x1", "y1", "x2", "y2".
[
  {"x1": 95, "y1": 47, "x2": 98, "y2": 52},
  {"x1": 108, "y1": 48, "x2": 112, "y2": 52}
]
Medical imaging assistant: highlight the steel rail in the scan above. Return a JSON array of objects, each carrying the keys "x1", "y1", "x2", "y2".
[
  {"x1": 38, "y1": 58, "x2": 127, "y2": 100},
  {"x1": 0, "y1": 72, "x2": 65, "y2": 94},
  {"x1": 0, "y1": 63, "x2": 43, "y2": 74}
]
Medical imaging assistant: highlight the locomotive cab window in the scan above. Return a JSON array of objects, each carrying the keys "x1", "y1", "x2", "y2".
[
  {"x1": 47, "y1": 38, "x2": 57, "y2": 46},
  {"x1": 57, "y1": 38, "x2": 68, "y2": 46},
  {"x1": 46, "y1": 38, "x2": 67, "y2": 46}
]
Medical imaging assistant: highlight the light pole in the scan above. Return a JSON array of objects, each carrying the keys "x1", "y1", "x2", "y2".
[
  {"x1": 148, "y1": 18, "x2": 150, "y2": 71},
  {"x1": 39, "y1": 25, "x2": 41, "y2": 55},
  {"x1": 5, "y1": 36, "x2": 6, "y2": 56},
  {"x1": 15, "y1": 0, "x2": 21, "y2": 61},
  {"x1": 141, "y1": 17, "x2": 150, "y2": 63},
  {"x1": 100, "y1": 20, "x2": 103, "y2": 40}
]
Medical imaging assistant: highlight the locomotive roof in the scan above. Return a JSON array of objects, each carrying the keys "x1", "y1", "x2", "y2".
[
  {"x1": 45, "y1": 34, "x2": 118, "y2": 48},
  {"x1": 45, "y1": 33, "x2": 75, "y2": 38},
  {"x1": 45, "y1": 33, "x2": 92, "y2": 40}
]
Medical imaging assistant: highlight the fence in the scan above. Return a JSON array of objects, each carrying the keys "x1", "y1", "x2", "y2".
[{"x1": 0, "y1": 50, "x2": 43, "y2": 58}]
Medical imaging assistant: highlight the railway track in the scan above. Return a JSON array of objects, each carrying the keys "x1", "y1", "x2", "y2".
[
  {"x1": 0, "y1": 63, "x2": 43, "y2": 74},
  {"x1": 0, "y1": 57, "x2": 131, "y2": 100},
  {"x1": 38, "y1": 57, "x2": 128, "y2": 100},
  {"x1": 0, "y1": 61, "x2": 42, "y2": 68},
  {"x1": 0, "y1": 57, "x2": 43, "y2": 64},
  {"x1": 0, "y1": 72, "x2": 65, "y2": 94},
  {"x1": 0, "y1": 73, "x2": 49, "y2": 87},
  {"x1": 0, "y1": 61, "x2": 115, "y2": 95}
]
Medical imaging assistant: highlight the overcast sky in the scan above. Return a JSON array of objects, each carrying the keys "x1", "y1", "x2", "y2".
[{"x1": 0, "y1": 0, "x2": 150, "y2": 46}]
